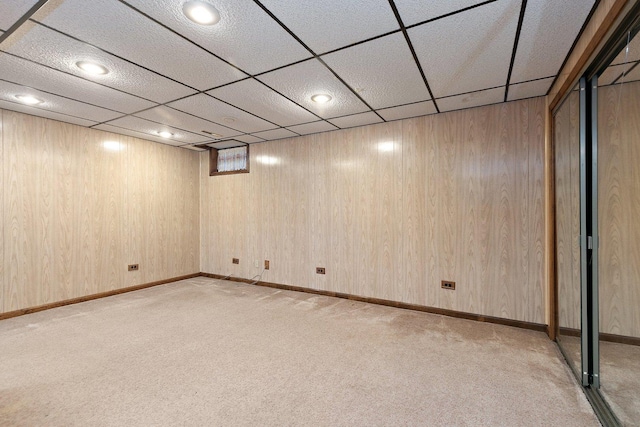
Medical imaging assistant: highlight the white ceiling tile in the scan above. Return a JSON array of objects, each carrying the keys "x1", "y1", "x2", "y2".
[
  {"x1": 0, "y1": 100, "x2": 97, "y2": 127},
  {"x1": 510, "y1": 0, "x2": 596, "y2": 84},
  {"x1": 437, "y1": 87, "x2": 504, "y2": 113},
  {"x1": 258, "y1": 58, "x2": 370, "y2": 119},
  {"x1": 322, "y1": 32, "x2": 430, "y2": 109},
  {"x1": 92, "y1": 123, "x2": 184, "y2": 147},
  {"x1": 0, "y1": 79, "x2": 122, "y2": 122},
  {"x1": 103, "y1": 116, "x2": 209, "y2": 144},
  {"x1": 258, "y1": 0, "x2": 399, "y2": 54},
  {"x1": 233, "y1": 134, "x2": 266, "y2": 144},
  {"x1": 94, "y1": 123, "x2": 186, "y2": 146},
  {"x1": 394, "y1": 0, "x2": 488, "y2": 27},
  {"x1": 328, "y1": 111, "x2": 383, "y2": 129},
  {"x1": 507, "y1": 77, "x2": 553, "y2": 101},
  {"x1": 124, "y1": 0, "x2": 311, "y2": 74},
  {"x1": 36, "y1": 0, "x2": 247, "y2": 90},
  {"x1": 0, "y1": 0, "x2": 39, "y2": 31},
  {"x1": 251, "y1": 128, "x2": 298, "y2": 141},
  {"x1": 134, "y1": 106, "x2": 241, "y2": 139},
  {"x1": 287, "y1": 120, "x2": 338, "y2": 135},
  {"x1": 167, "y1": 93, "x2": 276, "y2": 134},
  {"x1": 2, "y1": 23, "x2": 195, "y2": 103},
  {"x1": 410, "y1": 0, "x2": 520, "y2": 98},
  {"x1": 208, "y1": 141, "x2": 246, "y2": 149},
  {"x1": 377, "y1": 100, "x2": 437, "y2": 121},
  {"x1": 208, "y1": 79, "x2": 318, "y2": 127},
  {"x1": 0, "y1": 51, "x2": 155, "y2": 114}
]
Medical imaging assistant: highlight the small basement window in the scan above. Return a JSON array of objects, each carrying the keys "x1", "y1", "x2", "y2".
[{"x1": 209, "y1": 145, "x2": 249, "y2": 176}]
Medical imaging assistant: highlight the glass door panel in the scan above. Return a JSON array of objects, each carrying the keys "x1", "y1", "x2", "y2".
[
  {"x1": 597, "y1": 25, "x2": 640, "y2": 426},
  {"x1": 555, "y1": 83, "x2": 583, "y2": 377}
]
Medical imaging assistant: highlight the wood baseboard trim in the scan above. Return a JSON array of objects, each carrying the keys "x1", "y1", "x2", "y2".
[
  {"x1": 559, "y1": 327, "x2": 640, "y2": 346},
  {"x1": 0, "y1": 273, "x2": 201, "y2": 321},
  {"x1": 559, "y1": 327, "x2": 581, "y2": 338},
  {"x1": 200, "y1": 273, "x2": 548, "y2": 333}
]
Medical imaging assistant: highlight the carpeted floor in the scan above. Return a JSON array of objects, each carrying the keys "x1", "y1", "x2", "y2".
[{"x1": 0, "y1": 277, "x2": 599, "y2": 426}]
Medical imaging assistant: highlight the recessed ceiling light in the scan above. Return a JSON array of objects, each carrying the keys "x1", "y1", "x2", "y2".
[
  {"x1": 15, "y1": 95, "x2": 43, "y2": 105},
  {"x1": 311, "y1": 94, "x2": 332, "y2": 104},
  {"x1": 183, "y1": 1, "x2": 220, "y2": 25},
  {"x1": 76, "y1": 61, "x2": 109, "y2": 75},
  {"x1": 158, "y1": 131, "x2": 174, "y2": 138}
]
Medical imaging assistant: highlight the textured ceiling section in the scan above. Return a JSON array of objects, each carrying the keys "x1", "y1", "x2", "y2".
[
  {"x1": 410, "y1": 0, "x2": 520, "y2": 99},
  {"x1": 394, "y1": 0, "x2": 489, "y2": 27},
  {"x1": 0, "y1": 0, "x2": 40, "y2": 31},
  {"x1": 125, "y1": 0, "x2": 312, "y2": 75},
  {"x1": 0, "y1": 0, "x2": 598, "y2": 148},
  {"x1": 322, "y1": 32, "x2": 431, "y2": 109},
  {"x1": 35, "y1": 0, "x2": 247, "y2": 90},
  {"x1": 167, "y1": 93, "x2": 277, "y2": 134},
  {"x1": 258, "y1": 0, "x2": 399, "y2": 54},
  {"x1": 257, "y1": 58, "x2": 370, "y2": 119},
  {"x1": 509, "y1": 0, "x2": 596, "y2": 92},
  {"x1": 208, "y1": 78, "x2": 318, "y2": 127},
  {"x1": 3, "y1": 22, "x2": 197, "y2": 103}
]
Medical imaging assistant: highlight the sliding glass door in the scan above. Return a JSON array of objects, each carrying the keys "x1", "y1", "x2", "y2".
[
  {"x1": 597, "y1": 21, "x2": 640, "y2": 425},
  {"x1": 555, "y1": 6, "x2": 640, "y2": 426}
]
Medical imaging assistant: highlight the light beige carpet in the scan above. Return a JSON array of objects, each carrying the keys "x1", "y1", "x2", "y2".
[{"x1": 0, "y1": 277, "x2": 599, "y2": 426}]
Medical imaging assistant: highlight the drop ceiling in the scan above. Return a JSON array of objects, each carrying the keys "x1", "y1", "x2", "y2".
[{"x1": 0, "y1": 0, "x2": 597, "y2": 151}]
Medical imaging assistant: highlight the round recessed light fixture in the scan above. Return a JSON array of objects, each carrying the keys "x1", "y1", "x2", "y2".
[
  {"x1": 76, "y1": 61, "x2": 109, "y2": 75},
  {"x1": 311, "y1": 94, "x2": 332, "y2": 104},
  {"x1": 183, "y1": 1, "x2": 220, "y2": 25},
  {"x1": 15, "y1": 94, "x2": 43, "y2": 105},
  {"x1": 158, "y1": 131, "x2": 174, "y2": 138}
]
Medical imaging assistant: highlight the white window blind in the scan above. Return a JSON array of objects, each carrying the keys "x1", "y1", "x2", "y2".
[{"x1": 217, "y1": 146, "x2": 247, "y2": 172}]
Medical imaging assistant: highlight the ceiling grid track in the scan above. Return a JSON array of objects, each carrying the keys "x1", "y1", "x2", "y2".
[
  {"x1": 0, "y1": 0, "x2": 50, "y2": 46},
  {"x1": 387, "y1": 0, "x2": 440, "y2": 113},
  {"x1": 504, "y1": 0, "x2": 528, "y2": 103}
]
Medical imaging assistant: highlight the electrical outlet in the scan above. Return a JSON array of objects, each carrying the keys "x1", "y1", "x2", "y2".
[
  {"x1": 441, "y1": 280, "x2": 455, "y2": 290},
  {"x1": 232, "y1": 258, "x2": 239, "y2": 264},
  {"x1": 316, "y1": 267, "x2": 325, "y2": 275},
  {"x1": 254, "y1": 260, "x2": 259, "y2": 268},
  {"x1": 264, "y1": 260, "x2": 270, "y2": 270},
  {"x1": 128, "y1": 264, "x2": 139, "y2": 271}
]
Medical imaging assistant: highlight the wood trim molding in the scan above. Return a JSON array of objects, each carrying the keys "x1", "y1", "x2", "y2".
[
  {"x1": 559, "y1": 327, "x2": 640, "y2": 346},
  {"x1": 200, "y1": 273, "x2": 549, "y2": 334},
  {"x1": 546, "y1": 98, "x2": 558, "y2": 342},
  {"x1": 549, "y1": 0, "x2": 629, "y2": 112},
  {"x1": 0, "y1": 273, "x2": 201, "y2": 321}
]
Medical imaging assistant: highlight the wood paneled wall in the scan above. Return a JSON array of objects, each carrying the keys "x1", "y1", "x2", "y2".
[
  {"x1": 554, "y1": 88, "x2": 581, "y2": 331},
  {"x1": 201, "y1": 97, "x2": 546, "y2": 324},
  {"x1": 0, "y1": 110, "x2": 200, "y2": 314},
  {"x1": 599, "y1": 80, "x2": 640, "y2": 338}
]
